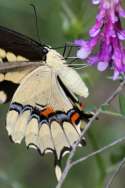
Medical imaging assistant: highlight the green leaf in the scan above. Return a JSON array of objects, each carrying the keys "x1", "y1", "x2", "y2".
[{"x1": 119, "y1": 95, "x2": 125, "y2": 116}]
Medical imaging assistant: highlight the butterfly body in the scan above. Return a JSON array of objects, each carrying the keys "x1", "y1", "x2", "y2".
[{"x1": 0, "y1": 26, "x2": 92, "y2": 181}]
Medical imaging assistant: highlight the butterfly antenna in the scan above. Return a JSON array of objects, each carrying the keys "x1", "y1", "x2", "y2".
[
  {"x1": 63, "y1": 43, "x2": 67, "y2": 57},
  {"x1": 30, "y1": 3, "x2": 41, "y2": 44},
  {"x1": 66, "y1": 45, "x2": 73, "y2": 59},
  {"x1": 68, "y1": 57, "x2": 78, "y2": 64},
  {"x1": 62, "y1": 42, "x2": 73, "y2": 59}
]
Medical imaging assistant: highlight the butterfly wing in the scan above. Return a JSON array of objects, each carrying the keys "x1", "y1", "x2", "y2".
[
  {"x1": 6, "y1": 65, "x2": 83, "y2": 151},
  {"x1": 0, "y1": 26, "x2": 44, "y2": 59},
  {"x1": 0, "y1": 26, "x2": 45, "y2": 103},
  {"x1": 6, "y1": 65, "x2": 88, "y2": 180}
]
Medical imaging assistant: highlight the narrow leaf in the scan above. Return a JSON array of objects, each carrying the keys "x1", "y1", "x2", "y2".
[{"x1": 119, "y1": 94, "x2": 125, "y2": 115}]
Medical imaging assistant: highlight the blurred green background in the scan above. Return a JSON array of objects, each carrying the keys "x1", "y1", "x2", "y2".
[{"x1": 0, "y1": 0, "x2": 125, "y2": 188}]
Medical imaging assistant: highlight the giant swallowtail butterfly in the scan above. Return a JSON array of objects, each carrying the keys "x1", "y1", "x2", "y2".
[{"x1": 0, "y1": 25, "x2": 92, "y2": 180}]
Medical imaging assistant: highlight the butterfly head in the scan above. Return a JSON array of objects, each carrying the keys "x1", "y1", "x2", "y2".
[
  {"x1": 44, "y1": 47, "x2": 66, "y2": 69},
  {"x1": 41, "y1": 47, "x2": 49, "y2": 61}
]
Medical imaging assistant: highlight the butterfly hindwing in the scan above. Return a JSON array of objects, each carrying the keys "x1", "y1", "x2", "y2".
[
  {"x1": 6, "y1": 65, "x2": 83, "y2": 150},
  {"x1": 6, "y1": 64, "x2": 89, "y2": 181}
]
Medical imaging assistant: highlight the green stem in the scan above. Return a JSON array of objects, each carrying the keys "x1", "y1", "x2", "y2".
[
  {"x1": 88, "y1": 130, "x2": 106, "y2": 187},
  {"x1": 101, "y1": 110, "x2": 125, "y2": 118}
]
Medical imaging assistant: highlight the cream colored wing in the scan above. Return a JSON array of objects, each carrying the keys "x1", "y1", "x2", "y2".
[
  {"x1": 7, "y1": 66, "x2": 85, "y2": 151},
  {"x1": 6, "y1": 65, "x2": 86, "y2": 155},
  {"x1": 57, "y1": 65, "x2": 89, "y2": 98},
  {"x1": 0, "y1": 52, "x2": 35, "y2": 104},
  {"x1": 0, "y1": 66, "x2": 36, "y2": 104}
]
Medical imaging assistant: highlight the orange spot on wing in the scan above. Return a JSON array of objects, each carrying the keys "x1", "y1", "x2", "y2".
[
  {"x1": 40, "y1": 106, "x2": 54, "y2": 117},
  {"x1": 71, "y1": 112, "x2": 80, "y2": 124}
]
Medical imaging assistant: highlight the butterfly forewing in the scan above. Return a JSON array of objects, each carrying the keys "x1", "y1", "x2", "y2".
[
  {"x1": 0, "y1": 26, "x2": 44, "y2": 59},
  {"x1": 0, "y1": 26, "x2": 46, "y2": 103}
]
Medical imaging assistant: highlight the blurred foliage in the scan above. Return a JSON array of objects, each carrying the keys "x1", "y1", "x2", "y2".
[
  {"x1": 119, "y1": 95, "x2": 125, "y2": 116},
  {"x1": 0, "y1": 0, "x2": 125, "y2": 188}
]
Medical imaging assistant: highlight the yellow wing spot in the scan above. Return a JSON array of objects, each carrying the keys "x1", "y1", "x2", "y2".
[
  {"x1": 0, "y1": 91, "x2": 7, "y2": 103},
  {"x1": 17, "y1": 55, "x2": 29, "y2": 61},
  {"x1": 80, "y1": 121, "x2": 86, "y2": 131},
  {"x1": 6, "y1": 52, "x2": 17, "y2": 62},
  {"x1": 0, "y1": 48, "x2": 6, "y2": 59},
  {"x1": 0, "y1": 73, "x2": 4, "y2": 81},
  {"x1": 0, "y1": 49, "x2": 29, "y2": 62}
]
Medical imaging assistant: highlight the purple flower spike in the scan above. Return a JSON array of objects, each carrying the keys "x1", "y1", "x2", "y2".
[
  {"x1": 74, "y1": 0, "x2": 125, "y2": 80},
  {"x1": 113, "y1": 69, "x2": 120, "y2": 80},
  {"x1": 97, "y1": 61, "x2": 109, "y2": 71},
  {"x1": 89, "y1": 20, "x2": 103, "y2": 37},
  {"x1": 74, "y1": 39, "x2": 92, "y2": 59},
  {"x1": 76, "y1": 47, "x2": 91, "y2": 60},
  {"x1": 119, "y1": 5, "x2": 125, "y2": 17}
]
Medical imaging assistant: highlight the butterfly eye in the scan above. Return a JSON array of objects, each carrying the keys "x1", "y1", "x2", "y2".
[
  {"x1": 41, "y1": 47, "x2": 48, "y2": 61},
  {"x1": 42, "y1": 47, "x2": 48, "y2": 54}
]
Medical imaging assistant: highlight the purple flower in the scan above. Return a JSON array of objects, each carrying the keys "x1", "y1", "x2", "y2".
[{"x1": 74, "y1": 0, "x2": 125, "y2": 80}]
